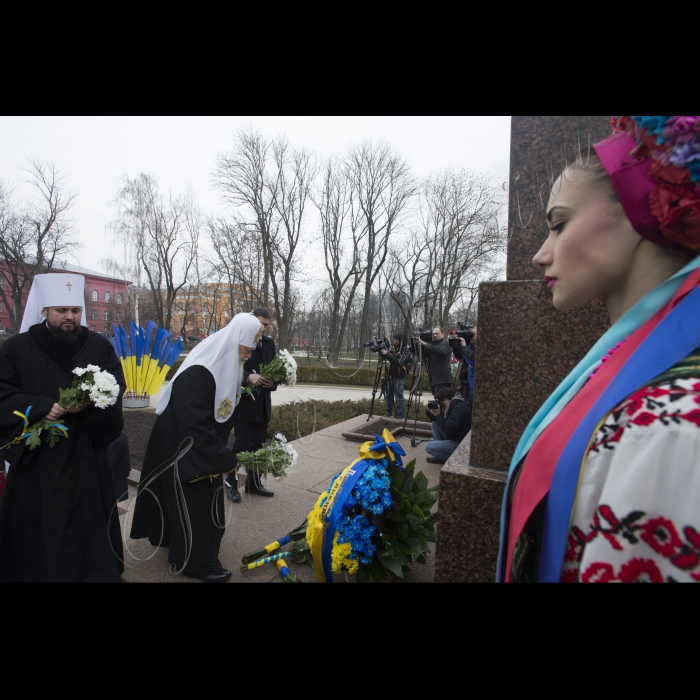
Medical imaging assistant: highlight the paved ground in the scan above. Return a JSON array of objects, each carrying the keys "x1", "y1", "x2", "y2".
[{"x1": 119, "y1": 414, "x2": 439, "y2": 584}]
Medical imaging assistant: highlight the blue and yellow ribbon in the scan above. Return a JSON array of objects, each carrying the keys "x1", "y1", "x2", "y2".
[
  {"x1": 1, "y1": 406, "x2": 68, "y2": 451},
  {"x1": 311, "y1": 428, "x2": 405, "y2": 583},
  {"x1": 242, "y1": 551, "x2": 291, "y2": 572}
]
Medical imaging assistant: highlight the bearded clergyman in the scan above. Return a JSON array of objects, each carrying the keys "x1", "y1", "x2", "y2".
[
  {"x1": 0, "y1": 273, "x2": 126, "y2": 582},
  {"x1": 130, "y1": 313, "x2": 262, "y2": 583}
]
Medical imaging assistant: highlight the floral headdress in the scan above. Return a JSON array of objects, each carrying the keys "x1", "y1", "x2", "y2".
[{"x1": 595, "y1": 116, "x2": 700, "y2": 253}]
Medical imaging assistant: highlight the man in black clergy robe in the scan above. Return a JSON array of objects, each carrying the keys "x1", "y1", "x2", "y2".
[
  {"x1": 130, "y1": 312, "x2": 262, "y2": 583},
  {"x1": 0, "y1": 278, "x2": 126, "y2": 583},
  {"x1": 226, "y1": 308, "x2": 277, "y2": 502}
]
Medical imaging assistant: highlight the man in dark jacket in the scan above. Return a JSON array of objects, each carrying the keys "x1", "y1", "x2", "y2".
[
  {"x1": 225, "y1": 308, "x2": 277, "y2": 502},
  {"x1": 452, "y1": 328, "x2": 477, "y2": 402},
  {"x1": 415, "y1": 327, "x2": 453, "y2": 396},
  {"x1": 380, "y1": 333, "x2": 413, "y2": 419},
  {"x1": 425, "y1": 388, "x2": 471, "y2": 464}
]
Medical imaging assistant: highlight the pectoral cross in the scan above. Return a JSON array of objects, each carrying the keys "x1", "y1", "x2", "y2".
[{"x1": 66, "y1": 282, "x2": 73, "y2": 291}]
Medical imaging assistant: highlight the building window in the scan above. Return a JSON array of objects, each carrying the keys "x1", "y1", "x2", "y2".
[
  {"x1": 104, "y1": 312, "x2": 109, "y2": 321},
  {"x1": 224, "y1": 306, "x2": 229, "y2": 318},
  {"x1": 91, "y1": 290, "x2": 98, "y2": 302},
  {"x1": 90, "y1": 325, "x2": 96, "y2": 331},
  {"x1": 116, "y1": 313, "x2": 122, "y2": 322},
  {"x1": 90, "y1": 310, "x2": 97, "y2": 320},
  {"x1": 105, "y1": 292, "x2": 111, "y2": 303},
  {"x1": 116, "y1": 293, "x2": 123, "y2": 305}
]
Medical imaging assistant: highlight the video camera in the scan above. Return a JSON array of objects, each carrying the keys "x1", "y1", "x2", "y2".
[
  {"x1": 410, "y1": 329, "x2": 433, "y2": 354},
  {"x1": 448, "y1": 322, "x2": 475, "y2": 350},
  {"x1": 364, "y1": 337, "x2": 391, "y2": 354}
]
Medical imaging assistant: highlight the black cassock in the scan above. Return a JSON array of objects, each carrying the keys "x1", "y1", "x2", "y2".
[
  {"x1": 130, "y1": 365, "x2": 238, "y2": 577},
  {"x1": 0, "y1": 323, "x2": 125, "y2": 582}
]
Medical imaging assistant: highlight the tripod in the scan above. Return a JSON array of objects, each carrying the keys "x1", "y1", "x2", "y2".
[
  {"x1": 367, "y1": 354, "x2": 389, "y2": 422},
  {"x1": 403, "y1": 347, "x2": 432, "y2": 448}
]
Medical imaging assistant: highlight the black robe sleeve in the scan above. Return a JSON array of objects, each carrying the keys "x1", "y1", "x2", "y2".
[
  {"x1": 165, "y1": 366, "x2": 238, "y2": 479},
  {"x1": 0, "y1": 337, "x2": 56, "y2": 440},
  {"x1": 83, "y1": 337, "x2": 125, "y2": 450}
]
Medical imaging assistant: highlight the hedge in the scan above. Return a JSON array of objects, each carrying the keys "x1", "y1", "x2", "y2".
[
  {"x1": 295, "y1": 365, "x2": 431, "y2": 390},
  {"x1": 166, "y1": 358, "x2": 431, "y2": 390}
]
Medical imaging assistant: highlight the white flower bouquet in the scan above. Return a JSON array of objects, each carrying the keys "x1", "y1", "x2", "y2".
[
  {"x1": 238, "y1": 433, "x2": 299, "y2": 481},
  {"x1": 8, "y1": 365, "x2": 121, "y2": 451},
  {"x1": 67, "y1": 365, "x2": 121, "y2": 410},
  {"x1": 242, "y1": 349, "x2": 297, "y2": 399}
]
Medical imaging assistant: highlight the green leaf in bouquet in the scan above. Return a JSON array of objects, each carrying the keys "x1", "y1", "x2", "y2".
[
  {"x1": 416, "y1": 553, "x2": 427, "y2": 566},
  {"x1": 413, "y1": 471, "x2": 429, "y2": 493},
  {"x1": 377, "y1": 550, "x2": 405, "y2": 578},
  {"x1": 26, "y1": 424, "x2": 42, "y2": 450},
  {"x1": 290, "y1": 538, "x2": 312, "y2": 565}
]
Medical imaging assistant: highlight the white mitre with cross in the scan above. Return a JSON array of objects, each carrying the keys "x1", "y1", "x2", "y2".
[{"x1": 19, "y1": 273, "x2": 88, "y2": 333}]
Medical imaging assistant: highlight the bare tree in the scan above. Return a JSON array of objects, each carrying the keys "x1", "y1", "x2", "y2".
[
  {"x1": 346, "y1": 141, "x2": 418, "y2": 365},
  {"x1": 213, "y1": 131, "x2": 314, "y2": 349},
  {"x1": 108, "y1": 175, "x2": 200, "y2": 330},
  {"x1": 419, "y1": 169, "x2": 505, "y2": 327},
  {"x1": 0, "y1": 161, "x2": 79, "y2": 333},
  {"x1": 206, "y1": 217, "x2": 265, "y2": 314},
  {"x1": 213, "y1": 129, "x2": 278, "y2": 309},
  {"x1": 312, "y1": 158, "x2": 367, "y2": 366}
]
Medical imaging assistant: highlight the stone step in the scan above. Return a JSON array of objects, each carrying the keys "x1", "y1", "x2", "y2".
[{"x1": 127, "y1": 469, "x2": 140, "y2": 487}]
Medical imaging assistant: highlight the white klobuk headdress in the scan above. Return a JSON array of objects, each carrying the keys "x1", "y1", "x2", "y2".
[
  {"x1": 156, "y1": 313, "x2": 263, "y2": 423},
  {"x1": 20, "y1": 273, "x2": 88, "y2": 334}
]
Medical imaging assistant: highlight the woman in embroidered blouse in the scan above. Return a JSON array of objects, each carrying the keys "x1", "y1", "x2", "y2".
[{"x1": 498, "y1": 116, "x2": 700, "y2": 583}]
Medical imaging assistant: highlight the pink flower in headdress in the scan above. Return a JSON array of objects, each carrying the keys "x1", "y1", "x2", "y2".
[{"x1": 662, "y1": 116, "x2": 699, "y2": 144}]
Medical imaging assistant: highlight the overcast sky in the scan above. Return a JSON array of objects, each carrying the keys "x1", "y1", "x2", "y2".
[{"x1": 0, "y1": 116, "x2": 512, "y2": 274}]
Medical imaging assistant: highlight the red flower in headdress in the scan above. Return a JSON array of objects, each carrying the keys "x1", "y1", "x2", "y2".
[
  {"x1": 649, "y1": 184, "x2": 700, "y2": 249},
  {"x1": 649, "y1": 160, "x2": 692, "y2": 187}
]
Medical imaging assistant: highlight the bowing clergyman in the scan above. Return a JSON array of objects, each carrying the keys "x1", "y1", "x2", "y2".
[{"x1": 130, "y1": 313, "x2": 262, "y2": 583}]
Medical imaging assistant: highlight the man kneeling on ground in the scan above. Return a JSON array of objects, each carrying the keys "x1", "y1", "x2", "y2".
[{"x1": 425, "y1": 388, "x2": 471, "y2": 465}]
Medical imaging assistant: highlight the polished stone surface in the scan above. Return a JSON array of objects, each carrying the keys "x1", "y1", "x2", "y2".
[
  {"x1": 507, "y1": 115, "x2": 612, "y2": 281},
  {"x1": 434, "y1": 435, "x2": 507, "y2": 582},
  {"x1": 470, "y1": 281, "x2": 608, "y2": 471}
]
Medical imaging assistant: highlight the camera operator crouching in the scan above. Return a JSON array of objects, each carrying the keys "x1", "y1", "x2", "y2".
[
  {"x1": 415, "y1": 327, "x2": 453, "y2": 397},
  {"x1": 425, "y1": 388, "x2": 472, "y2": 465},
  {"x1": 380, "y1": 333, "x2": 413, "y2": 419}
]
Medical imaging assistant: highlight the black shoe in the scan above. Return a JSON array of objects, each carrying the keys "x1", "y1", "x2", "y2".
[
  {"x1": 225, "y1": 480, "x2": 241, "y2": 503},
  {"x1": 245, "y1": 472, "x2": 274, "y2": 497},
  {"x1": 426, "y1": 457, "x2": 446, "y2": 465},
  {"x1": 184, "y1": 569, "x2": 232, "y2": 583}
]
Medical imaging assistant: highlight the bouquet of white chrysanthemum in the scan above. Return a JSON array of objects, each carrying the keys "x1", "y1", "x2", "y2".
[
  {"x1": 4, "y1": 365, "x2": 121, "y2": 451},
  {"x1": 238, "y1": 433, "x2": 298, "y2": 481},
  {"x1": 242, "y1": 350, "x2": 297, "y2": 400},
  {"x1": 68, "y1": 365, "x2": 121, "y2": 410}
]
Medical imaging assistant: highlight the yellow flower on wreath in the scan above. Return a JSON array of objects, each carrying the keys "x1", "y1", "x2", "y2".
[
  {"x1": 306, "y1": 492, "x2": 327, "y2": 548},
  {"x1": 305, "y1": 490, "x2": 359, "y2": 575},
  {"x1": 331, "y1": 533, "x2": 358, "y2": 575}
]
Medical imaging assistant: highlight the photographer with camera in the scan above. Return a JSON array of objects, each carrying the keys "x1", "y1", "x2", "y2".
[
  {"x1": 380, "y1": 333, "x2": 413, "y2": 420},
  {"x1": 425, "y1": 387, "x2": 472, "y2": 465},
  {"x1": 415, "y1": 327, "x2": 453, "y2": 397},
  {"x1": 451, "y1": 327, "x2": 477, "y2": 401}
]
